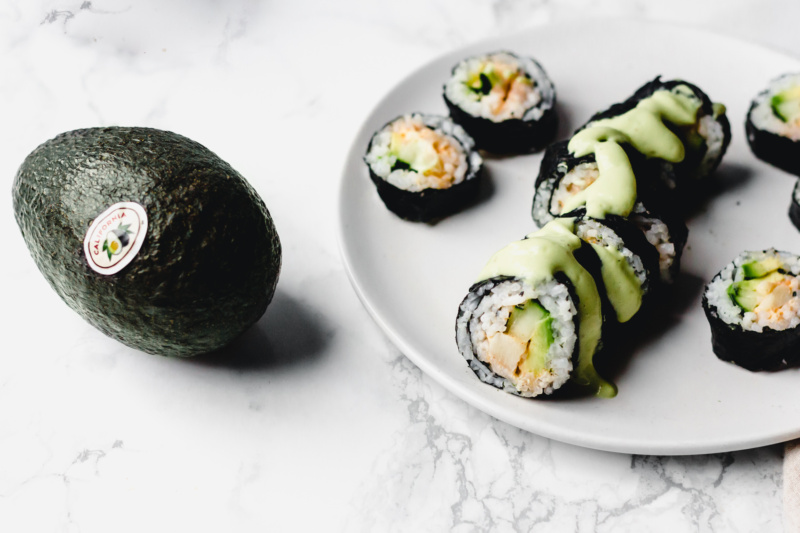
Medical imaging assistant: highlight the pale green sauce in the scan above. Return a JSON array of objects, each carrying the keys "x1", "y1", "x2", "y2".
[
  {"x1": 561, "y1": 140, "x2": 637, "y2": 218},
  {"x1": 588, "y1": 243, "x2": 641, "y2": 323},
  {"x1": 478, "y1": 218, "x2": 616, "y2": 398},
  {"x1": 472, "y1": 86, "x2": 705, "y2": 399},
  {"x1": 565, "y1": 86, "x2": 702, "y2": 219}
]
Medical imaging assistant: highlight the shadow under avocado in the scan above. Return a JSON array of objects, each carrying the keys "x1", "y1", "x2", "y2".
[{"x1": 190, "y1": 290, "x2": 331, "y2": 370}]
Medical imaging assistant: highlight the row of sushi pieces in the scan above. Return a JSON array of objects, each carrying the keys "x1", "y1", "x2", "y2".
[
  {"x1": 747, "y1": 73, "x2": 800, "y2": 232},
  {"x1": 702, "y1": 74, "x2": 800, "y2": 373},
  {"x1": 456, "y1": 77, "x2": 731, "y2": 398},
  {"x1": 364, "y1": 51, "x2": 557, "y2": 222}
]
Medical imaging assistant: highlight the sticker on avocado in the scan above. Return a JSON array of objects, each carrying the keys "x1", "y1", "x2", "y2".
[{"x1": 83, "y1": 202, "x2": 148, "y2": 275}]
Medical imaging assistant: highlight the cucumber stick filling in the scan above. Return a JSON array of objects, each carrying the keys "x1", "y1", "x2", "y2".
[
  {"x1": 728, "y1": 258, "x2": 796, "y2": 315},
  {"x1": 771, "y1": 85, "x2": 800, "y2": 123}
]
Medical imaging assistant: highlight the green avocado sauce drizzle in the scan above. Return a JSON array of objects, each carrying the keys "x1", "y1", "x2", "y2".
[
  {"x1": 588, "y1": 241, "x2": 641, "y2": 323},
  {"x1": 565, "y1": 86, "x2": 702, "y2": 219},
  {"x1": 475, "y1": 85, "x2": 704, "y2": 398},
  {"x1": 478, "y1": 218, "x2": 616, "y2": 398}
]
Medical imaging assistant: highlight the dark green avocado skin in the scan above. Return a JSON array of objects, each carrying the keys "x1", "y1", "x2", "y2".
[{"x1": 12, "y1": 127, "x2": 281, "y2": 357}]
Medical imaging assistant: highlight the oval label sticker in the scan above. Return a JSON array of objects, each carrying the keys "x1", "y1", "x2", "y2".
[{"x1": 83, "y1": 202, "x2": 148, "y2": 275}]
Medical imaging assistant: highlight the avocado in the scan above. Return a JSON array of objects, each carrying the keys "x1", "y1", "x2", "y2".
[
  {"x1": 506, "y1": 300, "x2": 554, "y2": 373},
  {"x1": 770, "y1": 85, "x2": 800, "y2": 122},
  {"x1": 727, "y1": 271, "x2": 785, "y2": 312},
  {"x1": 741, "y1": 257, "x2": 782, "y2": 279},
  {"x1": 389, "y1": 131, "x2": 438, "y2": 174},
  {"x1": 466, "y1": 70, "x2": 495, "y2": 96},
  {"x1": 12, "y1": 127, "x2": 281, "y2": 357}
]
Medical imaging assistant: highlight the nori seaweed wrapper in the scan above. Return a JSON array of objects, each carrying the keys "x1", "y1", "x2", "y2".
[
  {"x1": 367, "y1": 166, "x2": 481, "y2": 222},
  {"x1": 790, "y1": 179, "x2": 800, "y2": 230},
  {"x1": 444, "y1": 98, "x2": 558, "y2": 154}
]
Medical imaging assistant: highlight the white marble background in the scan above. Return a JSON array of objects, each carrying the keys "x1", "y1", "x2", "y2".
[{"x1": 0, "y1": 1, "x2": 796, "y2": 531}]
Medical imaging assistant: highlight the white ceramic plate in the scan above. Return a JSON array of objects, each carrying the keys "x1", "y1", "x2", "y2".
[{"x1": 337, "y1": 20, "x2": 800, "y2": 455}]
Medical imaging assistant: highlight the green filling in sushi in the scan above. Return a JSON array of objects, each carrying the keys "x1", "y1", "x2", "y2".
[
  {"x1": 491, "y1": 300, "x2": 554, "y2": 377},
  {"x1": 770, "y1": 85, "x2": 800, "y2": 123}
]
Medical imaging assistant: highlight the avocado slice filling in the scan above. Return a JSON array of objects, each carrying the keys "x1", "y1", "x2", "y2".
[
  {"x1": 389, "y1": 131, "x2": 438, "y2": 174},
  {"x1": 486, "y1": 300, "x2": 554, "y2": 381},
  {"x1": 741, "y1": 256, "x2": 783, "y2": 279},
  {"x1": 770, "y1": 85, "x2": 800, "y2": 123},
  {"x1": 728, "y1": 267, "x2": 791, "y2": 312},
  {"x1": 466, "y1": 65, "x2": 501, "y2": 95}
]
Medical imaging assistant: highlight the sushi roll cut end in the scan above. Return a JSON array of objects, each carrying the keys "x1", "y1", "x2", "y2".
[
  {"x1": 703, "y1": 249, "x2": 800, "y2": 370},
  {"x1": 364, "y1": 113, "x2": 482, "y2": 221},
  {"x1": 746, "y1": 73, "x2": 800, "y2": 175},
  {"x1": 443, "y1": 51, "x2": 557, "y2": 154},
  {"x1": 445, "y1": 52, "x2": 547, "y2": 122},
  {"x1": 456, "y1": 277, "x2": 577, "y2": 397},
  {"x1": 750, "y1": 74, "x2": 800, "y2": 140}
]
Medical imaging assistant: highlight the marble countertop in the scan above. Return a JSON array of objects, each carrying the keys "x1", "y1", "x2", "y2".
[{"x1": 1, "y1": 1, "x2": 796, "y2": 531}]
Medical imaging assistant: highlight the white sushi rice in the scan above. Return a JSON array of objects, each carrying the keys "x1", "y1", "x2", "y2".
[
  {"x1": 629, "y1": 203, "x2": 676, "y2": 283},
  {"x1": 456, "y1": 277, "x2": 576, "y2": 397},
  {"x1": 748, "y1": 73, "x2": 800, "y2": 141},
  {"x1": 549, "y1": 162, "x2": 599, "y2": 216},
  {"x1": 364, "y1": 114, "x2": 482, "y2": 193},
  {"x1": 444, "y1": 51, "x2": 554, "y2": 123},
  {"x1": 532, "y1": 175, "x2": 557, "y2": 227},
  {"x1": 705, "y1": 249, "x2": 800, "y2": 332},
  {"x1": 695, "y1": 113, "x2": 726, "y2": 179}
]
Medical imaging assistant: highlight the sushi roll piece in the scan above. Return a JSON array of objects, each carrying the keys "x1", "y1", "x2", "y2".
[
  {"x1": 455, "y1": 275, "x2": 579, "y2": 397},
  {"x1": 746, "y1": 73, "x2": 800, "y2": 176},
  {"x1": 581, "y1": 77, "x2": 731, "y2": 185},
  {"x1": 364, "y1": 113, "x2": 483, "y2": 222},
  {"x1": 443, "y1": 51, "x2": 557, "y2": 154},
  {"x1": 790, "y1": 179, "x2": 800, "y2": 231},
  {"x1": 455, "y1": 218, "x2": 616, "y2": 398},
  {"x1": 702, "y1": 249, "x2": 800, "y2": 371}
]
